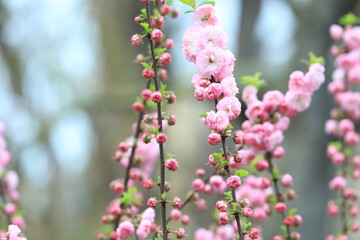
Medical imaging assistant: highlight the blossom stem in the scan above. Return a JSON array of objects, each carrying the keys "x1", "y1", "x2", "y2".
[
  {"x1": 145, "y1": 3, "x2": 167, "y2": 239},
  {"x1": 340, "y1": 143, "x2": 348, "y2": 235},
  {"x1": 265, "y1": 152, "x2": 291, "y2": 240}
]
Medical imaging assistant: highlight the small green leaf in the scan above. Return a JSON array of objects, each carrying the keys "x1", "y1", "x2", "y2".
[
  {"x1": 224, "y1": 191, "x2": 232, "y2": 200},
  {"x1": 344, "y1": 148, "x2": 351, "y2": 158},
  {"x1": 160, "y1": 82, "x2": 167, "y2": 93},
  {"x1": 235, "y1": 169, "x2": 249, "y2": 178},
  {"x1": 339, "y1": 12, "x2": 360, "y2": 26},
  {"x1": 248, "y1": 155, "x2": 262, "y2": 173},
  {"x1": 166, "y1": 152, "x2": 176, "y2": 159},
  {"x1": 199, "y1": 0, "x2": 215, "y2": 7},
  {"x1": 301, "y1": 52, "x2": 325, "y2": 66},
  {"x1": 128, "y1": 187, "x2": 137, "y2": 195},
  {"x1": 242, "y1": 221, "x2": 252, "y2": 231},
  {"x1": 328, "y1": 141, "x2": 342, "y2": 151},
  {"x1": 267, "y1": 195, "x2": 277, "y2": 204},
  {"x1": 178, "y1": 0, "x2": 196, "y2": 9},
  {"x1": 280, "y1": 225, "x2": 287, "y2": 234},
  {"x1": 155, "y1": 48, "x2": 167, "y2": 57},
  {"x1": 199, "y1": 113, "x2": 208, "y2": 118},
  {"x1": 140, "y1": 62, "x2": 152, "y2": 69},
  {"x1": 241, "y1": 72, "x2": 268, "y2": 89},
  {"x1": 157, "y1": 176, "x2": 161, "y2": 183},
  {"x1": 272, "y1": 169, "x2": 281, "y2": 180},
  {"x1": 140, "y1": 22, "x2": 151, "y2": 33},
  {"x1": 161, "y1": 192, "x2": 167, "y2": 200},
  {"x1": 167, "y1": 0, "x2": 174, "y2": 5},
  {"x1": 103, "y1": 224, "x2": 114, "y2": 235},
  {"x1": 288, "y1": 208, "x2": 298, "y2": 216},
  {"x1": 185, "y1": 10, "x2": 195, "y2": 13}
]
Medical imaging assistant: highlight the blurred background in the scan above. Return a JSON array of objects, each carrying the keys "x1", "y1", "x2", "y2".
[{"x1": 0, "y1": 0, "x2": 359, "y2": 239}]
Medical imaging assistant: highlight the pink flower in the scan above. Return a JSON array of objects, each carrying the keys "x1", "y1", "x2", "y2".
[
  {"x1": 117, "y1": 221, "x2": 135, "y2": 240},
  {"x1": 283, "y1": 216, "x2": 295, "y2": 226},
  {"x1": 218, "y1": 212, "x2": 229, "y2": 225},
  {"x1": 192, "y1": 178, "x2": 205, "y2": 191},
  {"x1": 226, "y1": 175, "x2": 241, "y2": 188},
  {"x1": 245, "y1": 101, "x2": 265, "y2": 121},
  {"x1": 141, "y1": 208, "x2": 155, "y2": 222},
  {"x1": 195, "y1": 229, "x2": 214, "y2": 240},
  {"x1": 132, "y1": 102, "x2": 144, "y2": 113},
  {"x1": 208, "y1": 132, "x2": 221, "y2": 145},
  {"x1": 285, "y1": 90, "x2": 311, "y2": 112},
  {"x1": 165, "y1": 158, "x2": 179, "y2": 171},
  {"x1": 147, "y1": 197, "x2": 157, "y2": 207},
  {"x1": 329, "y1": 24, "x2": 343, "y2": 40},
  {"x1": 203, "y1": 83, "x2": 223, "y2": 100},
  {"x1": 199, "y1": 25, "x2": 228, "y2": 50},
  {"x1": 274, "y1": 202, "x2": 287, "y2": 213},
  {"x1": 142, "y1": 68, "x2": 154, "y2": 79},
  {"x1": 209, "y1": 176, "x2": 227, "y2": 193},
  {"x1": 221, "y1": 76, "x2": 239, "y2": 97},
  {"x1": 348, "y1": 65, "x2": 360, "y2": 84},
  {"x1": 288, "y1": 70, "x2": 308, "y2": 92},
  {"x1": 136, "y1": 219, "x2": 151, "y2": 238},
  {"x1": 156, "y1": 133, "x2": 167, "y2": 144},
  {"x1": 176, "y1": 228, "x2": 186, "y2": 239},
  {"x1": 150, "y1": 91, "x2": 163, "y2": 103},
  {"x1": 173, "y1": 197, "x2": 182, "y2": 209},
  {"x1": 343, "y1": 26, "x2": 360, "y2": 50},
  {"x1": 182, "y1": 24, "x2": 203, "y2": 62},
  {"x1": 151, "y1": 29, "x2": 163, "y2": 42},
  {"x1": 329, "y1": 176, "x2": 347, "y2": 191},
  {"x1": 170, "y1": 209, "x2": 182, "y2": 220},
  {"x1": 196, "y1": 47, "x2": 228, "y2": 78},
  {"x1": 205, "y1": 111, "x2": 229, "y2": 131},
  {"x1": 6, "y1": 225, "x2": 26, "y2": 240},
  {"x1": 243, "y1": 206, "x2": 253, "y2": 217},
  {"x1": 131, "y1": 34, "x2": 141, "y2": 47},
  {"x1": 216, "y1": 200, "x2": 228, "y2": 212},
  {"x1": 249, "y1": 228, "x2": 260, "y2": 239},
  {"x1": 216, "y1": 96, "x2": 241, "y2": 120},
  {"x1": 193, "y1": 5, "x2": 218, "y2": 26},
  {"x1": 194, "y1": 87, "x2": 205, "y2": 101},
  {"x1": 242, "y1": 85, "x2": 258, "y2": 105},
  {"x1": 281, "y1": 173, "x2": 293, "y2": 187},
  {"x1": 336, "y1": 52, "x2": 359, "y2": 70},
  {"x1": 306, "y1": 63, "x2": 325, "y2": 92},
  {"x1": 160, "y1": 53, "x2": 172, "y2": 66},
  {"x1": 263, "y1": 90, "x2": 284, "y2": 112}
]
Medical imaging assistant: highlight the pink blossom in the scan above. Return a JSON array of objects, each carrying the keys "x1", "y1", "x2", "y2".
[
  {"x1": 214, "y1": 49, "x2": 235, "y2": 80},
  {"x1": 194, "y1": 87, "x2": 205, "y2": 101},
  {"x1": 150, "y1": 91, "x2": 163, "y2": 103},
  {"x1": 209, "y1": 175, "x2": 227, "y2": 193},
  {"x1": 147, "y1": 197, "x2": 157, "y2": 207},
  {"x1": 160, "y1": 53, "x2": 172, "y2": 66},
  {"x1": 245, "y1": 101, "x2": 265, "y2": 121},
  {"x1": 136, "y1": 219, "x2": 151, "y2": 238},
  {"x1": 216, "y1": 200, "x2": 228, "y2": 212},
  {"x1": 218, "y1": 212, "x2": 229, "y2": 225},
  {"x1": 330, "y1": 24, "x2": 343, "y2": 40},
  {"x1": 242, "y1": 85, "x2": 258, "y2": 105},
  {"x1": 141, "y1": 208, "x2": 155, "y2": 222},
  {"x1": 216, "y1": 96, "x2": 241, "y2": 120},
  {"x1": 192, "y1": 178, "x2": 205, "y2": 191},
  {"x1": 142, "y1": 68, "x2": 154, "y2": 79},
  {"x1": 329, "y1": 176, "x2": 347, "y2": 191},
  {"x1": 348, "y1": 65, "x2": 360, "y2": 83},
  {"x1": 263, "y1": 90, "x2": 284, "y2": 112},
  {"x1": 274, "y1": 202, "x2": 287, "y2": 213},
  {"x1": 208, "y1": 132, "x2": 221, "y2": 145},
  {"x1": 305, "y1": 63, "x2": 325, "y2": 92},
  {"x1": 192, "y1": 5, "x2": 218, "y2": 26},
  {"x1": 203, "y1": 83, "x2": 223, "y2": 100},
  {"x1": 196, "y1": 47, "x2": 228, "y2": 78},
  {"x1": 131, "y1": 34, "x2": 141, "y2": 47},
  {"x1": 255, "y1": 159, "x2": 269, "y2": 171},
  {"x1": 173, "y1": 197, "x2": 182, "y2": 209},
  {"x1": 221, "y1": 76, "x2": 239, "y2": 97},
  {"x1": 343, "y1": 26, "x2": 360, "y2": 50},
  {"x1": 117, "y1": 221, "x2": 135, "y2": 240},
  {"x1": 281, "y1": 174, "x2": 293, "y2": 187},
  {"x1": 194, "y1": 228, "x2": 214, "y2": 240},
  {"x1": 215, "y1": 225, "x2": 234, "y2": 240},
  {"x1": 176, "y1": 228, "x2": 186, "y2": 239},
  {"x1": 205, "y1": 110, "x2": 229, "y2": 131},
  {"x1": 275, "y1": 116, "x2": 290, "y2": 131},
  {"x1": 285, "y1": 90, "x2": 311, "y2": 112},
  {"x1": 199, "y1": 25, "x2": 228, "y2": 49},
  {"x1": 344, "y1": 131, "x2": 360, "y2": 145},
  {"x1": 336, "y1": 52, "x2": 359, "y2": 70},
  {"x1": 182, "y1": 24, "x2": 203, "y2": 62},
  {"x1": 226, "y1": 175, "x2": 241, "y2": 188},
  {"x1": 151, "y1": 29, "x2": 163, "y2": 42},
  {"x1": 243, "y1": 206, "x2": 253, "y2": 217},
  {"x1": 165, "y1": 158, "x2": 179, "y2": 171},
  {"x1": 335, "y1": 92, "x2": 360, "y2": 112},
  {"x1": 170, "y1": 209, "x2": 182, "y2": 220}
]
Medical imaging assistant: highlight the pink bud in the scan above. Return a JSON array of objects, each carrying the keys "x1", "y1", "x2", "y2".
[
  {"x1": 170, "y1": 209, "x2": 182, "y2": 220},
  {"x1": 218, "y1": 212, "x2": 229, "y2": 225},
  {"x1": 226, "y1": 175, "x2": 241, "y2": 188},
  {"x1": 281, "y1": 174, "x2": 293, "y2": 187},
  {"x1": 142, "y1": 68, "x2": 154, "y2": 79},
  {"x1": 132, "y1": 102, "x2": 144, "y2": 113},
  {"x1": 150, "y1": 91, "x2": 163, "y2": 103},
  {"x1": 255, "y1": 159, "x2": 269, "y2": 171},
  {"x1": 192, "y1": 178, "x2": 205, "y2": 191},
  {"x1": 165, "y1": 158, "x2": 179, "y2": 171},
  {"x1": 151, "y1": 29, "x2": 163, "y2": 42},
  {"x1": 147, "y1": 197, "x2": 157, "y2": 207},
  {"x1": 273, "y1": 146, "x2": 285, "y2": 158},
  {"x1": 274, "y1": 202, "x2": 287, "y2": 213}
]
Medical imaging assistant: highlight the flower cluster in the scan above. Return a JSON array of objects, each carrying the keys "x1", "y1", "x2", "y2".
[
  {"x1": 0, "y1": 122, "x2": 26, "y2": 237},
  {"x1": 183, "y1": 4, "x2": 260, "y2": 239},
  {"x1": 325, "y1": 21, "x2": 360, "y2": 240},
  {"x1": 98, "y1": 1, "x2": 182, "y2": 239},
  {"x1": 0, "y1": 225, "x2": 27, "y2": 240}
]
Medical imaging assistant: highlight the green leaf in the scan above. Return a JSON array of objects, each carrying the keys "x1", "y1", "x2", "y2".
[
  {"x1": 241, "y1": 72, "x2": 268, "y2": 89},
  {"x1": 185, "y1": 10, "x2": 195, "y2": 14},
  {"x1": 167, "y1": 0, "x2": 174, "y2": 5},
  {"x1": 267, "y1": 195, "x2": 277, "y2": 204},
  {"x1": 140, "y1": 22, "x2": 151, "y2": 33},
  {"x1": 344, "y1": 148, "x2": 351, "y2": 158},
  {"x1": 224, "y1": 191, "x2": 232, "y2": 200},
  {"x1": 166, "y1": 152, "x2": 176, "y2": 159},
  {"x1": 339, "y1": 12, "x2": 360, "y2": 26},
  {"x1": 199, "y1": 113, "x2": 208, "y2": 118},
  {"x1": 235, "y1": 169, "x2": 249, "y2": 178},
  {"x1": 242, "y1": 221, "x2": 252, "y2": 231},
  {"x1": 248, "y1": 155, "x2": 262, "y2": 173},
  {"x1": 140, "y1": 62, "x2": 152, "y2": 69},
  {"x1": 161, "y1": 192, "x2": 167, "y2": 200},
  {"x1": 178, "y1": 0, "x2": 196, "y2": 9},
  {"x1": 155, "y1": 48, "x2": 167, "y2": 57},
  {"x1": 157, "y1": 176, "x2": 161, "y2": 183},
  {"x1": 288, "y1": 208, "x2": 298, "y2": 216},
  {"x1": 103, "y1": 224, "x2": 114, "y2": 235},
  {"x1": 272, "y1": 169, "x2": 281, "y2": 180},
  {"x1": 128, "y1": 187, "x2": 137, "y2": 195},
  {"x1": 301, "y1": 52, "x2": 325, "y2": 66},
  {"x1": 328, "y1": 141, "x2": 342, "y2": 151},
  {"x1": 280, "y1": 225, "x2": 287, "y2": 234},
  {"x1": 160, "y1": 82, "x2": 167, "y2": 93},
  {"x1": 199, "y1": 0, "x2": 215, "y2": 6}
]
